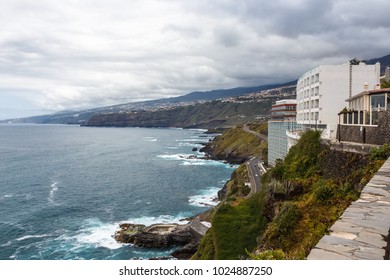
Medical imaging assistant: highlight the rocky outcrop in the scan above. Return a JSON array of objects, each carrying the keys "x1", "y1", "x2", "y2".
[
  {"x1": 115, "y1": 223, "x2": 199, "y2": 259},
  {"x1": 199, "y1": 144, "x2": 248, "y2": 164}
]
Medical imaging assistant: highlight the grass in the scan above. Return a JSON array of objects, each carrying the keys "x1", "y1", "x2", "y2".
[{"x1": 211, "y1": 192, "x2": 268, "y2": 259}]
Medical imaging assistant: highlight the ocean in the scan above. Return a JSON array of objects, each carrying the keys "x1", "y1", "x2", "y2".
[{"x1": 0, "y1": 124, "x2": 235, "y2": 260}]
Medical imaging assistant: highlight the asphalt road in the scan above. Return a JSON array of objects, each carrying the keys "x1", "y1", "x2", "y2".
[{"x1": 246, "y1": 157, "x2": 266, "y2": 195}]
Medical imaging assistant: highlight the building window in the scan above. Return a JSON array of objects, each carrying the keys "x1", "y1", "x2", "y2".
[
  {"x1": 353, "y1": 111, "x2": 358, "y2": 124},
  {"x1": 371, "y1": 94, "x2": 385, "y2": 110},
  {"x1": 372, "y1": 111, "x2": 379, "y2": 125},
  {"x1": 387, "y1": 94, "x2": 390, "y2": 110},
  {"x1": 365, "y1": 111, "x2": 370, "y2": 125},
  {"x1": 360, "y1": 111, "x2": 363, "y2": 124}
]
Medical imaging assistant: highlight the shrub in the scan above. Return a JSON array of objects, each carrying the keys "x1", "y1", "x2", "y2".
[
  {"x1": 314, "y1": 183, "x2": 334, "y2": 204},
  {"x1": 369, "y1": 144, "x2": 390, "y2": 161},
  {"x1": 249, "y1": 249, "x2": 286, "y2": 260},
  {"x1": 273, "y1": 202, "x2": 302, "y2": 236}
]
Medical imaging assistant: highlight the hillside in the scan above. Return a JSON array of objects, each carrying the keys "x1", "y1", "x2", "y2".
[
  {"x1": 200, "y1": 123, "x2": 268, "y2": 163},
  {"x1": 366, "y1": 54, "x2": 390, "y2": 74},
  {"x1": 192, "y1": 128, "x2": 389, "y2": 259},
  {"x1": 84, "y1": 93, "x2": 293, "y2": 129}
]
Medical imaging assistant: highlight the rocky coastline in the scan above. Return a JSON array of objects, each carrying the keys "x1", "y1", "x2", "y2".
[
  {"x1": 113, "y1": 125, "x2": 267, "y2": 259},
  {"x1": 114, "y1": 223, "x2": 200, "y2": 259},
  {"x1": 113, "y1": 131, "x2": 233, "y2": 259}
]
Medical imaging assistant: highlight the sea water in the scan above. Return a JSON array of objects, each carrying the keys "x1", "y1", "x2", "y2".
[{"x1": 0, "y1": 124, "x2": 235, "y2": 259}]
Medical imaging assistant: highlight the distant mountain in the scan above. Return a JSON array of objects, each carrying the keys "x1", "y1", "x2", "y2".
[
  {"x1": 1, "y1": 80, "x2": 296, "y2": 124},
  {"x1": 160, "y1": 80, "x2": 297, "y2": 103},
  {"x1": 84, "y1": 85, "x2": 297, "y2": 129},
  {"x1": 365, "y1": 54, "x2": 390, "y2": 74}
]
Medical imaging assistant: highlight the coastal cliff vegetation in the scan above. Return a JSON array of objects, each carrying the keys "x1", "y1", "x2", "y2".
[
  {"x1": 200, "y1": 123, "x2": 268, "y2": 164},
  {"x1": 193, "y1": 127, "x2": 388, "y2": 260}
]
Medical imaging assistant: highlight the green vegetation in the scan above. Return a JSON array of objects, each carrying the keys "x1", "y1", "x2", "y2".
[
  {"x1": 381, "y1": 79, "x2": 390, "y2": 89},
  {"x1": 193, "y1": 191, "x2": 268, "y2": 260},
  {"x1": 369, "y1": 144, "x2": 390, "y2": 161},
  {"x1": 223, "y1": 164, "x2": 251, "y2": 200},
  {"x1": 192, "y1": 127, "x2": 388, "y2": 260},
  {"x1": 252, "y1": 132, "x2": 387, "y2": 259},
  {"x1": 271, "y1": 130, "x2": 322, "y2": 180},
  {"x1": 202, "y1": 125, "x2": 268, "y2": 163}
]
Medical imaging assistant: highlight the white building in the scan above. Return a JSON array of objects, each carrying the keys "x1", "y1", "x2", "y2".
[
  {"x1": 296, "y1": 60, "x2": 381, "y2": 139},
  {"x1": 268, "y1": 99, "x2": 300, "y2": 166}
]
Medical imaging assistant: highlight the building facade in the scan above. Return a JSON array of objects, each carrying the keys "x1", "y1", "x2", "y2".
[
  {"x1": 296, "y1": 60, "x2": 381, "y2": 139},
  {"x1": 338, "y1": 88, "x2": 390, "y2": 145},
  {"x1": 268, "y1": 99, "x2": 300, "y2": 166}
]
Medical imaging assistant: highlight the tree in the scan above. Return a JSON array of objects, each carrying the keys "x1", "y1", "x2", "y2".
[{"x1": 381, "y1": 80, "x2": 390, "y2": 89}]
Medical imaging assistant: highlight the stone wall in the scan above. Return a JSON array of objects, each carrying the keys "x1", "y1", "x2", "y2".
[
  {"x1": 307, "y1": 157, "x2": 390, "y2": 260},
  {"x1": 337, "y1": 111, "x2": 390, "y2": 145}
]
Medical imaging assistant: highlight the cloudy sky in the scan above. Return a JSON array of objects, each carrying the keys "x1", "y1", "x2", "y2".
[{"x1": 1, "y1": 0, "x2": 390, "y2": 119}]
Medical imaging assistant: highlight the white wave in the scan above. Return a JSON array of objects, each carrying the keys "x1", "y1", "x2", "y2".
[
  {"x1": 123, "y1": 213, "x2": 190, "y2": 226},
  {"x1": 0, "y1": 241, "x2": 13, "y2": 247},
  {"x1": 157, "y1": 154, "x2": 195, "y2": 160},
  {"x1": 72, "y1": 214, "x2": 190, "y2": 250},
  {"x1": 48, "y1": 181, "x2": 58, "y2": 204},
  {"x1": 188, "y1": 187, "x2": 220, "y2": 207},
  {"x1": 16, "y1": 234, "x2": 51, "y2": 242},
  {"x1": 176, "y1": 138, "x2": 210, "y2": 142},
  {"x1": 145, "y1": 138, "x2": 158, "y2": 142},
  {"x1": 157, "y1": 153, "x2": 236, "y2": 168},
  {"x1": 188, "y1": 128, "x2": 208, "y2": 132},
  {"x1": 74, "y1": 218, "x2": 124, "y2": 250},
  {"x1": 178, "y1": 142, "x2": 204, "y2": 148},
  {"x1": 165, "y1": 146, "x2": 179, "y2": 150},
  {"x1": 1, "y1": 194, "x2": 13, "y2": 200},
  {"x1": 1, "y1": 193, "x2": 33, "y2": 201},
  {"x1": 181, "y1": 160, "x2": 226, "y2": 166}
]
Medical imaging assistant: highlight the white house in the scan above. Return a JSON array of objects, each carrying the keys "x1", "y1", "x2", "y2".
[{"x1": 296, "y1": 60, "x2": 381, "y2": 139}]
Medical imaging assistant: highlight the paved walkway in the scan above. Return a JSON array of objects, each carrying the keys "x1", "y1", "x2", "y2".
[
  {"x1": 189, "y1": 216, "x2": 210, "y2": 238},
  {"x1": 307, "y1": 158, "x2": 390, "y2": 260}
]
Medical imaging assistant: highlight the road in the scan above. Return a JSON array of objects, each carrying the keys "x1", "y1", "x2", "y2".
[
  {"x1": 246, "y1": 157, "x2": 266, "y2": 196},
  {"x1": 243, "y1": 125, "x2": 268, "y2": 141}
]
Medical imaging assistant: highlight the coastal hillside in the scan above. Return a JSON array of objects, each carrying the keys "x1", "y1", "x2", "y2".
[
  {"x1": 193, "y1": 128, "x2": 389, "y2": 259},
  {"x1": 200, "y1": 123, "x2": 268, "y2": 164},
  {"x1": 83, "y1": 84, "x2": 296, "y2": 129},
  {"x1": 85, "y1": 100, "x2": 276, "y2": 129}
]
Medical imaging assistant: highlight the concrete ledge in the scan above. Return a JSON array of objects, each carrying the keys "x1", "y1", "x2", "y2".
[{"x1": 307, "y1": 158, "x2": 390, "y2": 260}]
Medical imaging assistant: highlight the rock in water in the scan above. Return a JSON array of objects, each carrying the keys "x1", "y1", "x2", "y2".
[
  {"x1": 114, "y1": 224, "x2": 145, "y2": 243},
  {"x1": 115, "y1": 223, "x2": 193, "y2": 248}
]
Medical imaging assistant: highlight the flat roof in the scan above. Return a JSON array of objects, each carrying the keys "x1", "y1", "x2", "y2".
[{"x1": 346, "y1": 88, "x2": 390, "y2": 102}]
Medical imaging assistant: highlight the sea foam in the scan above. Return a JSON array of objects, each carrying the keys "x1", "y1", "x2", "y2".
[{"x1": 188, "y1": 187, "x2": 220, "y2": 207}]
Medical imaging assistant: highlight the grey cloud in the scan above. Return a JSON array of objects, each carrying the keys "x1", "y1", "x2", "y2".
[
  {"x1": 213, "y1": 25, "x2": 241, "y2": 47},
  {"x1": 1, "y1": 0, "x2": 390, "y2": 119}
]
